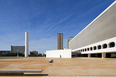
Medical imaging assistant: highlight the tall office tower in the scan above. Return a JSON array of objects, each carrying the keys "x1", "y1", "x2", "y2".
[
  {"x1": 25, "y1": 32, "x2": 29, "y2": 57},
  {"x1": 67, "y1": 37, "x2": 73, "y2": 48},
  {"x1": 57, "y1": 33, "x2": 63, "y2": 50}
]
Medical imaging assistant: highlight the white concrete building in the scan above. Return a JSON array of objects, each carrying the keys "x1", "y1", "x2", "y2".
[
  {"x1": 46, "y1": 1, "x2": 116, "y2": 58},
  {"x1": 70, "y1": 1, "x2": 116, "y2": 58},
  {"x1": 72, "y1": 37, "x2": 116, "y2": 58},
  {"x1": 46, "y1": 49, "x2": 71, "y2": 58}
]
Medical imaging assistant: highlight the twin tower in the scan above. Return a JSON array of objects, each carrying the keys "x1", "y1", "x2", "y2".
[{"x1": 57, "y1": 33, "x2": 63, "y2": 50}]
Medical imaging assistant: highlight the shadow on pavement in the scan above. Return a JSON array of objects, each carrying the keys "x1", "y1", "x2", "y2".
[{"x1": 0, "y1": 74, "x2": 48, "y2": 76}]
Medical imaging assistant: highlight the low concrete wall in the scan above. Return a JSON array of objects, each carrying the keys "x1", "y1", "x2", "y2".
[{"x1": 46, "y1": 49, "x2": 71, "y2": 58}]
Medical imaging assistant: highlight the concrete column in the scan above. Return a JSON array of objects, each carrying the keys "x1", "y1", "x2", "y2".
[
  {"x1": 25, "y1": 32, "x2": 29, "y2": 57},
  {"x1": 88, "y1": 54, "x2": 91, "y2": 58},
  {"x1": 102, "y1": 53, "x2": 106, "y2": 58}
]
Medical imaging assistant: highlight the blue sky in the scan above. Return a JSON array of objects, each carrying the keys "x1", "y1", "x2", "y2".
[{"x1": 0, "y1": 0, "x2": 115, "y2": 53}]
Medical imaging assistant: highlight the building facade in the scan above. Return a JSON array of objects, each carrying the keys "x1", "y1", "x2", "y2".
[
  {"x1": 69, "y1": 1, "x2": 116, "y2": 58},
  {"x1": 11, "y1": 46, "x2": 25, "y2": 54}
]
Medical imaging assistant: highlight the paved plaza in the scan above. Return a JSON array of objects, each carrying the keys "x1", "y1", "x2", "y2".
[{"x1": 0, "y1": 57, "x2": 116, "y2": 77}]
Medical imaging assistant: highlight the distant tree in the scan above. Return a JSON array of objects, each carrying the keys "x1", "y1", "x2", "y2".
[
  {"x1": 0, "y1": 52, "x2": 24, "y2": 57},
  {"x1": 43, "y1": 53, "x2": 46, "y2": 57},
  {"x1": 38, "y1": 53, "x2": 42, "y2": 57},
  {"x1": 30, "y1": 51, "x2": 38, "y2": 57}
]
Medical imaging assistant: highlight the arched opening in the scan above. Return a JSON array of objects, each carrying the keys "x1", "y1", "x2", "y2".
[
  {"x1": 93, "y1": 46, "x2": 96, "y2": 50},
  {"x1": 109, "y1": 42, "x2": 115, "y2": 48},
  {"x1": 103, "y1": 44, "x2": 107, "y2": 49},
  {"x1": 85, "y1": 48, "x2": 86, "y2": 51},
  {"x1": 90, "y1": 47, "x2": 92, "y2": 51},
  {"x1": 82, "y1": 49, "x2": 83, "y2": 52},
  {"x1": 87, "y1": 48, "x2": 89, "y2": 51},
  {"x1": 98, "y1": 45, "x2": 101, "y2": 49}
]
